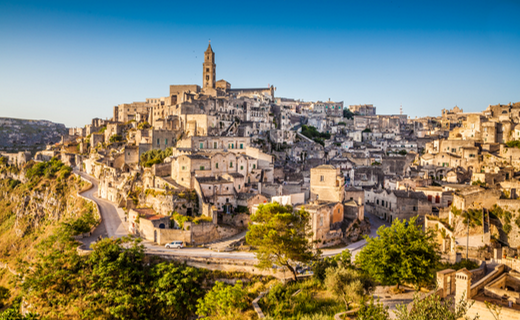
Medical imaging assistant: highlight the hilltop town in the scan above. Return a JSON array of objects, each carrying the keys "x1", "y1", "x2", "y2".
[{"x1": 2, "y1": 43, "x2": 520, "y2": 319}]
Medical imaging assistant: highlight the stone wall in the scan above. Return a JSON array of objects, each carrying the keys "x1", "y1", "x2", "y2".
[
  {"x1": 222, "y1": 213, "x2": 251, "y2": 228},
  {"x1": 466, "y1": 299, "x2": 520, "y2": 320}
]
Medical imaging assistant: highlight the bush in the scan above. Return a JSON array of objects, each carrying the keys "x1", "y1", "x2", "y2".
[
  {"x1": 140, "y1": 148, "x2": 173, "y2": 168},
  {"x1": 109, "y1": 134, "x2": 123, "y2": 143}
]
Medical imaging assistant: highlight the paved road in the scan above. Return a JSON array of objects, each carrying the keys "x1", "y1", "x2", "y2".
[
  {"x1": 76, "y1": 170, "x2": 129, "y2": 248},
  {"x1": 76, "y1": 170, "x2": 390, "y2": 260}
]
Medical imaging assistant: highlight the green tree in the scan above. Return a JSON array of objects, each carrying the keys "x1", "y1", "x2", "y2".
[
  {"x1": 246, "y1": 203, "x2": 319, "y2": 281},
  {"x1": 196, "y1": 281, "x2": 248, "y2": 319},
  {"x1": 356, "y1": 297, "x2": 389, "y2": 320},
  {"x1": 0, "y1": 286, "x2": 10, "y2": 308},
  {"x1": 395, "y1": 292, "x2": 478, "y2": 320},
  {"x1": 356, "y1": 217, "x2": 439, "y2": 289},
  {"x1": 312, "y1": 249, "x2": 352, "y2": 282},
  {"x1": 324, "y1": 266, "x2": 374, "y2": 310},
  {"x1": 85, "y1": 237, "x2": 149, "y2": 319},
  {"x1": 109, "y1": 134, "x2": 123, "y2": 143},
  {"x1": 149, "y1": 262, "x2": 204, "y2": 319}
]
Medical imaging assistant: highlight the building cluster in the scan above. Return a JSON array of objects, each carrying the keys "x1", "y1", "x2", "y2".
[{"x1": 6, "y1": 44, "x2": 520, "y2": 267}]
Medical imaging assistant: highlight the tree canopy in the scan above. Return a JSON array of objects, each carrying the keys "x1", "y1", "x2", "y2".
[
  {"x1": 140, "y1": 147, "x2": 173, "y2": 167},
  {"x1": 246, "y1": 203, "x2": 320, "y2": 281},
  {"x1": 356, "y1": 216, "x2": 439, "y2": 289}
]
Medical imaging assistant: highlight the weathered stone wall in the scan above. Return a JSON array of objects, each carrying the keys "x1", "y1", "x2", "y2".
[{"x1": 152, "y1": 162, "x2": 171, "y2": 177}]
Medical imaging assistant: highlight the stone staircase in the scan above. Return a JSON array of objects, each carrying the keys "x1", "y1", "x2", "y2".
[{"x1": 208, "y1": 230, "x2": 247, "y2": 252}]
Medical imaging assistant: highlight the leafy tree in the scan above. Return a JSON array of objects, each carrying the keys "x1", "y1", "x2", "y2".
[
  {"x1": 196, "y1": 281, "x2": 248, "y2": 319},
  {"x1": 246, "y1": 203, "x2": 320, "y2": 281},
  {"x1": 324, "y1": 266, "x2": 374, "y2": 310},
  {"x1": 140, "y1": 148, "x2": 173, "y2": 168},
  {"x1": 149, "y1": 262, "x2": 204, "y2": 319},
  {"x1": 109, "y1": 134, "x2": 123, "y2": 143},
  {"x1": 356, "y1": 297, "x2": 389, "y2": 320},
  {"x1": 356, "y1": 217, "x2": 439, "y2": 289},
  {"x1": 0, "y1": 286, "x2": 10, "y2": 308},
  {"x1": 0, "y1": 308, "x2": 39, "y2": 320},
  {"x1": 394, "y1": 292, "x2": 478, "y2": 320},
  {"x1": 343, "y1": 109, "x2": 354, "y2": 119},
  {"x1": 398, "y1": 149, "x2": 408, "y2": 155},
  {"x1": 85, "y1": 237, "x2": 149, "y2": 319},
  {"x1": 312, "y1": 249, "x2": 352, "y2": 282}
]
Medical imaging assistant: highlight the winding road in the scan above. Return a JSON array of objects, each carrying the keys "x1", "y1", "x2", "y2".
[{"x1": 76, "y1": 170, "x2": 389, "y2": 260}]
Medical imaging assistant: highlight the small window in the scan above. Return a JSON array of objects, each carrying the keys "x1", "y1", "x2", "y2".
[
  {"x1": 216, "y1": 163, "x2": 219, "y2": 169},
  {"x1": 214, "y1": 142, "x2": 217, "y2": 148},
  {"x1": 230, "y1": 161, "x2": 233, "y2": 168},
  {"x1": 165, "y1": 138, "x2": 168, "y2": 145},
  {"x1": 320, "y1": 175, "x2": 324, "y2": 182},
  {"x1": 181, "y1": 166, "x2": 186, "y2": 170},
  {"x1": 253, "y1": 164, "x2": 256, "y2": 169},
  {"x1": 200, "y1": 143, "x2": 203, "y2": 149},
  {"x1": 200, "y1": 166, "x2": 205, "y2": 170},
  {"x1": 320, "y1": 217, "x2": 323, "y2": 226},
  {"x1": 240, "y1": 166, "x2": 244, "y2": 170},
  {"x1": 157, "y1": 138, "x2": 160, "y2": 145},
  {"x1": 240, "y1": 143, "x2": 243, "y2": 149},
  {"x1": 413, "y1": 206, "x2": 417, "y2": 211},
  {"x1": 238, "y1": 185, "x2": 241, "y2": 190}
]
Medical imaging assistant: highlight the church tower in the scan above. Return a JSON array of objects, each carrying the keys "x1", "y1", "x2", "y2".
[{"x1": 203, "y1": 42, "x2": 216, "y2": 89}]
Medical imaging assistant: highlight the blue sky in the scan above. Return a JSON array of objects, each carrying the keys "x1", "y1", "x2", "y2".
[{"x1": 0, "y1": 0, "x2": 519, "y2": 127}]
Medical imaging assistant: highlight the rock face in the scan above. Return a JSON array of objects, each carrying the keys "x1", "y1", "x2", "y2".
[{"x1": 0, "y1": 117, "x2": 67, "y2": 152}]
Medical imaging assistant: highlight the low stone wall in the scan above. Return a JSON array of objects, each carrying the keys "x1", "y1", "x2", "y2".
[
  {"x1": 222, "y1": 213, "x2": 251, "y2": 228},
  {"x1": 470, "y1": 264, "x2": 505, "y2": 298},
  {"x1": 154, "y1": 221, "x2": 242, "y2": 246},
  {"x1": 467, "y1": 299, "x2": 520, "y2": 320},
  {"x1": 491, "y1": 257, "x2": 520, "y2": 273},
  {"x1": 156, "y1": 254, "x2": 285, "y2": 278},
  {"x1": 469, "y1": 259, "x2": 487, "y2": 283}
]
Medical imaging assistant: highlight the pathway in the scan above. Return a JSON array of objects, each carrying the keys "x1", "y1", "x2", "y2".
[{"x1": 76, "y1": 170, "x2": 130, "y2": 249}]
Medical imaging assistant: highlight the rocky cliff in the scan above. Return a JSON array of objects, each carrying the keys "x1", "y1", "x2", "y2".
[{"x1": 0, "y1": 117, "x2": 67, "y2": 152}]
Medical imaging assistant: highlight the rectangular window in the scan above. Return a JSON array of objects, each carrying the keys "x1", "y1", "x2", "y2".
[
  {"x1": 320, "y1": 175, "x2": 324, "y2": 182},
  {"x1": 157, "y1": 138, "x2": 160, "y2": 145},
  {"x1": 320, "y1": 217, "x2": 323, "y2": 226},
  {"x1": 230, "y1": 161, "x2": 233, "y2": 168},
  {"x1": 165, "y1": 138, "x2": 168, "y2": 145},
  {"x1": 240, "y1": 166, "x2": 244, "y2": 170},
  {"x1": 214, "y1": 142, "x2": 217, "y2": 148},
  {"x1": 253, "y1": 164, "x2": 256, "y2": 169},
  {"x1": 181, "y1": 166, "x2": 186, "y2": 170},
  {"x1": 240, "y1": 143, "x2": 243, "y2": 149},
  {"x1": 216, "y1": 163, "x2": 219, "y2": 169},
  {"x1": 413, "y1": 206, "x2": 417, "y2": 211},
  {"x1": 200, "y1": 166, "x2": 205, "y2": 170},
  {"x1": 200, "y1": 143, "x2": 203, "y2": 149}
]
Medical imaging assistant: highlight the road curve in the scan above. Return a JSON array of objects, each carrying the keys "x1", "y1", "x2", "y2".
[
  {"x1": 75, "y1": 170, "x2": 387, "y2": 261},
  {"x1": 76, "y1": 170, "x2": 129, "y2": 248}
]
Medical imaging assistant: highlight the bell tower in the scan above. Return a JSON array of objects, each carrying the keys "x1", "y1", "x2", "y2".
[{"x1": 203, "y1": 42, "x2": 216, "y2": 89}]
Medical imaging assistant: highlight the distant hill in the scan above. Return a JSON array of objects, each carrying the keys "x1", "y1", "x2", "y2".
[{"x1": 0, "y1": 117, "x2": 67, "y2": 153}]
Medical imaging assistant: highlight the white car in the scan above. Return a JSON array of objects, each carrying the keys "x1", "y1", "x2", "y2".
[{"x1": 165, "y1": 241, "x2": 183, "y2": 249}]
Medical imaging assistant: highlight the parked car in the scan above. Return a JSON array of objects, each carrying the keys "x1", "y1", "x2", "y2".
[{"x1": 165, "y1": 241, "x2": 183, "y2": 249}]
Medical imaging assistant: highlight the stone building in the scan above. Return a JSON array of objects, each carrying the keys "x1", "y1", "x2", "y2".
[
  {"x1": 365, "y1": 189, "x2": 432, "y2": 222},
  {"x1": 310, "y1": 165, "x2": 344, "y2": 202},
  {"x1": 297, "y1": 201, "x2": 345, "y2": 248},
  {"x1": 349, "y1": 104, "x2": 376, "y2": 116},
  {"x1": 128, "y1": 208, "x2": 170, "y2": 242}
]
